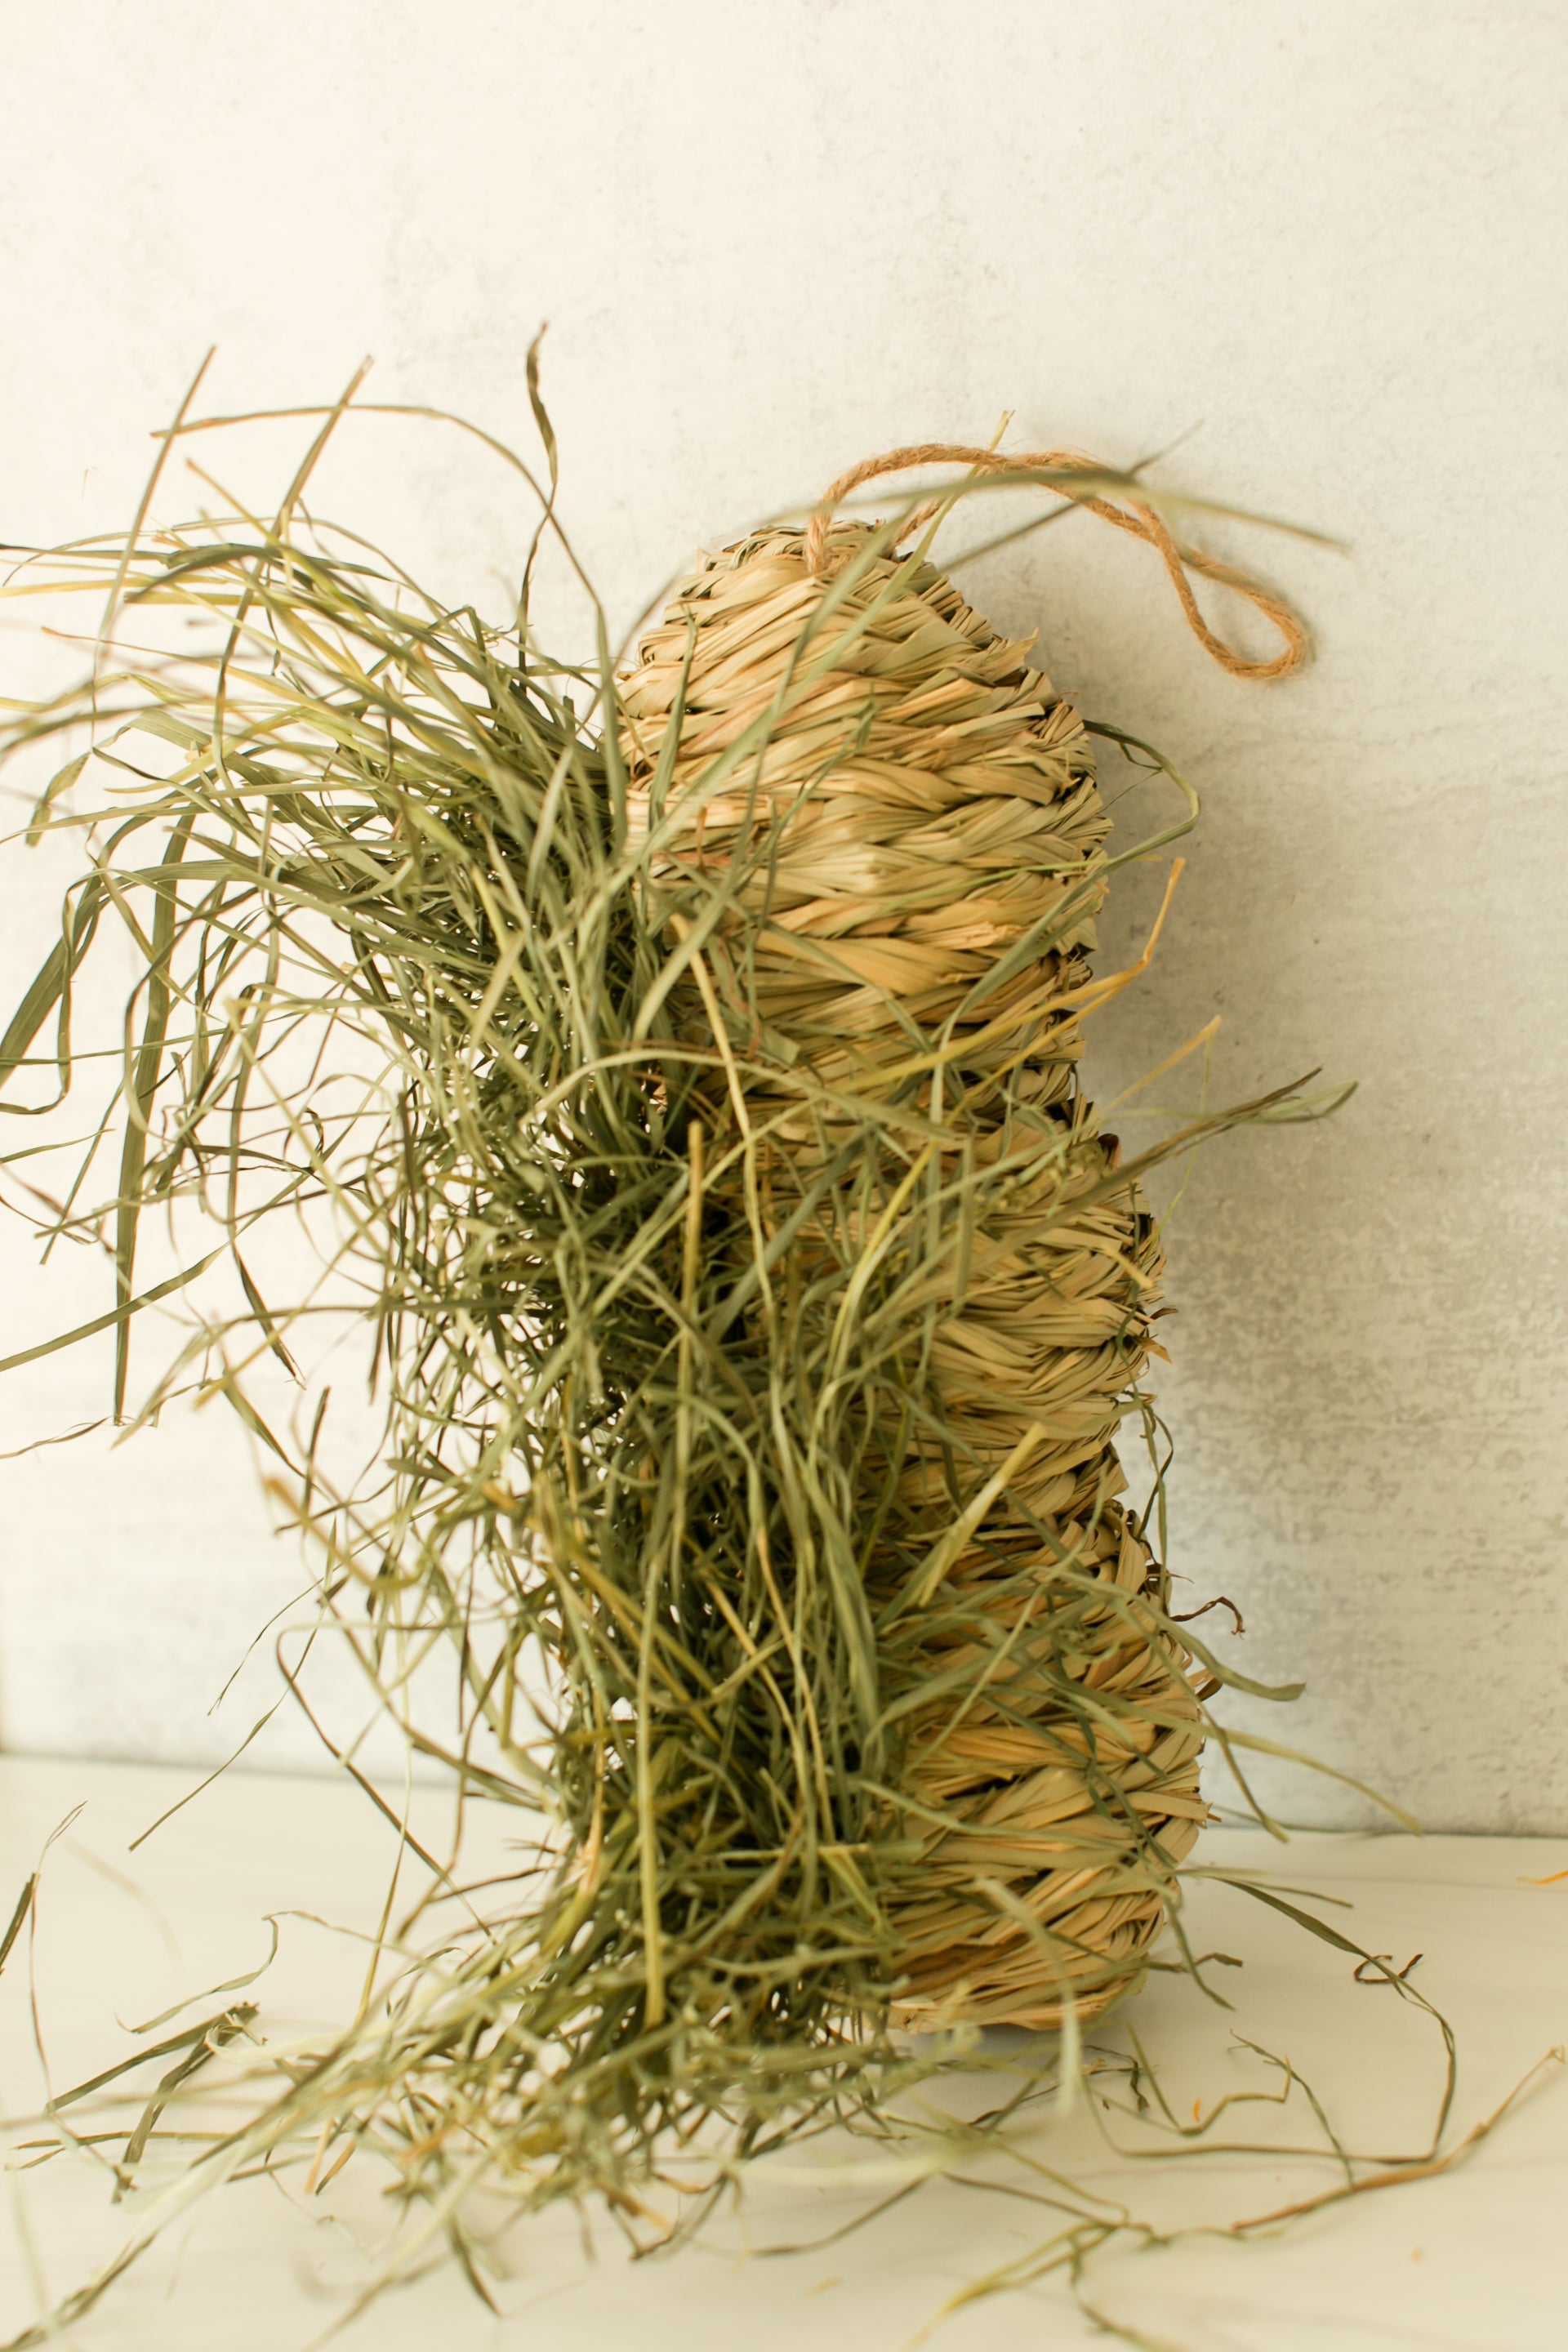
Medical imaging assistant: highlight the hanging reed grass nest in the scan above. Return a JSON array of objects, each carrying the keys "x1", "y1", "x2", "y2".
[
  {"x1": 619, "y1": 446, "x2": 1305, "y2": 2027},
  {"x1": 0, "y1": 403, "x2": 1341, "y2": 2329}
]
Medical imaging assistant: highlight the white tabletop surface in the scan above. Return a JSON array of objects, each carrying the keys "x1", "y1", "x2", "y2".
[{"x1": 0, "y1": 1753, "x2": 1563, "y2": 2352}]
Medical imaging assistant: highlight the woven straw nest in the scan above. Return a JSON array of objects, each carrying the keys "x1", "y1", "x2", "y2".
[
  {"x1": 0, "y1": 406, "x2": 1341, "y2": 2342},
  {"x1": 621, "y1": 501, "x2": 1232, "y2": 2029}
]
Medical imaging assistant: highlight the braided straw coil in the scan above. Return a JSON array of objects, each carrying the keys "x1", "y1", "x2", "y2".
[{"x1": 621, "y1": 452, "x2": 1302, "y2": 2030}]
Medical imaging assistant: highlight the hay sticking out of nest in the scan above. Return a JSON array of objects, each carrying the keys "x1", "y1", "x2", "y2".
[{"x1": 0, "y1": 399, "x2": 1347, "y2": 2326}]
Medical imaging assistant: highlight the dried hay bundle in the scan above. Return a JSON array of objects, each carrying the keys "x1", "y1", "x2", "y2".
[{"x1": 0, "y1": 395, "x2": 1378, "y2": 2332}]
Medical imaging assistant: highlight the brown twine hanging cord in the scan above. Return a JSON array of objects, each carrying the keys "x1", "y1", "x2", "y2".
[{"x1": 805, "y1": 441, "x2": 1308, "y2": 681}]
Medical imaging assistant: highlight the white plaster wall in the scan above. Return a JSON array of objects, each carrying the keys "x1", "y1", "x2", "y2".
[{"x1": 0, "y1": 1, "x2": 1563, "y2": 1823}]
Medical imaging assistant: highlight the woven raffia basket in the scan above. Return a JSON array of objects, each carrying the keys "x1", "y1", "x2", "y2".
[{"x1": 621, "y1": 448, "x2": 1302, "y2": 2028}]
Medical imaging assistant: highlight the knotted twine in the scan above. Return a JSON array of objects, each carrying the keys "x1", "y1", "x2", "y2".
[{"x1": 621, "y1": 448, "x2": 1303, "y2": 2029}]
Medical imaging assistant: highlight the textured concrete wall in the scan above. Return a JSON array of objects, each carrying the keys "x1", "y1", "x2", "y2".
[{"x1": 1, "y1": 2, "x2": 1564, "y2": 1820}]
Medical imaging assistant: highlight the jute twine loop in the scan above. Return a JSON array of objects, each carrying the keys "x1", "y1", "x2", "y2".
[
  {"x1": 622, "y1": 506, "x2": 1228, "y2": 2029},
  {"x1": 806, "y1": 441, "x2": 1308, "y2": 682}
]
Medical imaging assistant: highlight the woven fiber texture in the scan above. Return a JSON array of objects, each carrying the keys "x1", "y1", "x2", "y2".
[{"x1": 622, "y1": 519, "x2": 1209, "y2": 2028}]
